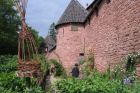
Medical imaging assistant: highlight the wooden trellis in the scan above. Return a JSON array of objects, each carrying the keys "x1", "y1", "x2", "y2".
[{"x1": 12, "y1": 0, "x2": 41, "y2": 77}]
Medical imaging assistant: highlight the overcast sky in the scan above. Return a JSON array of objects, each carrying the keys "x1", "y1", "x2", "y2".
[{"x1": 26, "y1": 0, "x2": 93, "y2": 38}]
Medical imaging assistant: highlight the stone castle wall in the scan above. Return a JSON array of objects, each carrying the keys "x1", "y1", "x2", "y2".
[
  {"x1": 85, "y1": 0, "x2": 140, "y2": 71},
  {"x1": 47, "y1": 0, "x2": 140, "y2": 71},
  {"x1": 55, "y1": 24, "x2": 86, "y2": 70}
]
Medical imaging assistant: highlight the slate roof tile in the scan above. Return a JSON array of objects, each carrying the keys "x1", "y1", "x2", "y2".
[{"x1": 56, "y1": 0, "x2": 89, "y2": 26}]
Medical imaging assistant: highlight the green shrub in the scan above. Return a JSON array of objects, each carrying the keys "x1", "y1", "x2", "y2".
[
  {"x1": 126, "y1": 53, "x2": 140, "y2": 73},
  {"x1": 110, "y1": 62, "x2": 126, "y2": 80},
  {"x1": 56, "y1": 71, "x2": 140, "y2": 93},
  {"x1": 23, "y1": 86, "x2": 45, "y2": 93},
  {"x1": 0, "y1": 84, "x2": 44, "y2": 93},
  {"x1": 49, "y1": 59, "x2": 66, "y2": 77},
  {"x1": 38, "y1": 54, "x2": 50, "y2": 73},
  {"x1": 0, "y1": 55, "x2": 17, "y2": 73},
  {"x1": 0, "y1": 55, "x2": 45, "y2": 93}
]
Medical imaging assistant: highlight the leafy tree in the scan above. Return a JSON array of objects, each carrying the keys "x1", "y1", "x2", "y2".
[
  {"x1": 0, "y1": 0, "x2": 20, "y2": 55},
  {"x1": 48, "y1": 23, "x2": 56, "y2": 42},
  {"x1": 28, "y1": 27, "x2": 44, "y2": 48},
  {"x1": 0, "y1": 0, "x2": 44, "y2": 55},
  {"x1": 28, "y1": 27, "x2": 45, "y2": 54}
]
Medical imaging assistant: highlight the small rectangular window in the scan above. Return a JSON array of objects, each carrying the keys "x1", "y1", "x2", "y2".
[{"x1": 71, "y1": 24, "x2": 78, "y2": 31}]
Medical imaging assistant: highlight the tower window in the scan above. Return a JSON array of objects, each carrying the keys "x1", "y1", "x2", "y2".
[{"x1": 71, "y1": 24, "x2": 78, "y2": 31}]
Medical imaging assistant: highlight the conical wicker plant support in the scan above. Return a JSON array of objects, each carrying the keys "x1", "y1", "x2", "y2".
[{"x1": 13, "y1": 0, "x2": 41, "y2": 77}]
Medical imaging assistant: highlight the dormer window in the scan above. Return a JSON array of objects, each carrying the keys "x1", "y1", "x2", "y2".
[{"x1": 71, "y1": 24, "x2": 78, "y2": 31}]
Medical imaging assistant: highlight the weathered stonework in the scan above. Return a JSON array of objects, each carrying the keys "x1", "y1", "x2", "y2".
[
  {"x1": 47, "y1": 0, "x2": 140, "y2": 72},
  {"x1": 55, "y1": 24, "x2": 86, "y2": 70}
]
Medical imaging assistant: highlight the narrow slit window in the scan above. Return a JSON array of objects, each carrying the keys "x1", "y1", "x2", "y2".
[
  {"x1": 63, "y1": 28, "x2": 64, "y2": 36},
  {"x1": 95, "y1": 7, "x2": 99, "y2": 17}
]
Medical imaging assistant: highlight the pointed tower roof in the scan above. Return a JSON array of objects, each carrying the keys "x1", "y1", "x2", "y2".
[{"x1": 56, "y1": 0, "x2": 89, "y2": 27}]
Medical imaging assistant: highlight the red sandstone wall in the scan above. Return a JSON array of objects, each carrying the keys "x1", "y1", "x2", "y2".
[
  {"x1": 47, "y1": 0, "x2": 140, "y2": 72},
  {"x1": 85, "y1": 0, "x2": 140, "y2": 71},
  {"x1": 55, "y1": 24, "x2": 86, "y2": 70}
]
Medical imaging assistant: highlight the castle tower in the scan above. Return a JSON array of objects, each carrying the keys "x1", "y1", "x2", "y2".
[{"x1": 55, "y1": 0, "x2": 89, "y2": 70}]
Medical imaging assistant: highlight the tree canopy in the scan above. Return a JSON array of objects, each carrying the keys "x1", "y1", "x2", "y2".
[
  {"x1": 0, "y1": 0, "x2": 20, "y2": 55},
  {"x1": 0, "y1": 0, "x2": 44, "y2": 55},
  {"x1": 28, "y1": 27, "x2": 44, "y2": 48},
  {"x1": 48, "y1": 23, "x2": 57, "y2": 42}
]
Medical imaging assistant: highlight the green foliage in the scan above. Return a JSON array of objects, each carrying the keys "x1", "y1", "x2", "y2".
[
  {"x1": 0, "y1": 55, "x2": 17, "y2": 73},
  {"x1": 28, "y1": 27, "x2": 44, "y2": 49},
  {"x1": 38, "y1": 54, "x2": 50, "y2": 73},
  {"x1": 55, "y1": 53, "x2": 140, "y2": 93},
  {"x1": 22, "y1": 86, "x2": 45, "y2": 93},
  {"x1": 0, "y1": 72, "x2": 27, "y2": 92},
  {"x1": 0, "y1": 55, "x2": 45, "y2": 93},
  {"x1": 110, "y1": 62, "x2": 126, "y2": 80},
  {"x1": 0, "y1": 55, "x2": 25, "y2": 92},
  {"x1": 49, "y1": 59, "x2": 66, "y2": 77},
  {"x1": 105, "y1": 53, "x2": 140, "y2": 81},
  {"x1": 56, "y1": 71, "x2": 140, "y2": 93},
  {"x1": 1, "y1": 55, "x2": 140, "y2": 93},
  {"x1": 0, "y1": 0, "x2": 20, "y2": 54},
  {"x1": 110, "y1": 53, "x2": 140, "y2": 80},
  {"x1": 81, "y1": 55, "x2": 95, "y2": 76},
  {"x1": 126, "y1": 53, "x2": 140, "y2": 72},
  {"x1": 48, "y1": 23, "x2": 57, "y2": 42},
  {"x1": 0, "y1": 0, "x2": 44, "y2": 54}
]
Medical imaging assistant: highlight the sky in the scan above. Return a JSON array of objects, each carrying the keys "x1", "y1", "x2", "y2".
[{"x1": 26, "y1": 0, "x2": 93, "y2": 38}]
